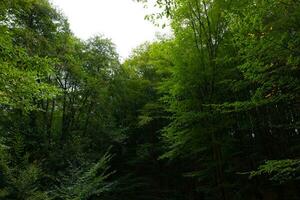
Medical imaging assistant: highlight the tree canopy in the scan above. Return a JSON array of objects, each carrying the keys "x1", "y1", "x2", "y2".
[{"x1": 0, "y1": 0, "x2": 299, "y2": 199}]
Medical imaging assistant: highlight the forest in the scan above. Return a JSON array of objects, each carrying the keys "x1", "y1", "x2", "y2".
[{"x1": 0, "y1": 0, "x2": 299, "y2": 199}]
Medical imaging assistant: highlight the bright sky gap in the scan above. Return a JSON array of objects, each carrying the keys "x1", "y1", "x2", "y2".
[{"x1": 50, "y1": 0, "x2": 170, "y2": 60}]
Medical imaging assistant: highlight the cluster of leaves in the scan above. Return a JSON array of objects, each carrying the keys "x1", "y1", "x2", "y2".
[
  {"x1": 54, "y1": 152, "x2": 116, "y2": 200},
  {"x1": 0, "y1": 135, "x2": 50, "y2": 200},
  {"x1": 250, "y1": 159, "x2": 300, "y2": 184}
]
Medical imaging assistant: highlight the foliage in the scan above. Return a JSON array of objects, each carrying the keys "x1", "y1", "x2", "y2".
[
  {"x1": 54, "y1": 152, "x2": 116, "y2": 200},
  {"x1": 0, "y1": 137, "x2": 50, "y2": 200},
  {"x1": 0, "y1": 0, "x2": 299, "y2": 200},
  {"x1": 250, "y1": 159, "x2": 300, "y2": 184}
]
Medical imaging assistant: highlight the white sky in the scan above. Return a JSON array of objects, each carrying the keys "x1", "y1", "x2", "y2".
[{"x1": 50, "y1": 0, "x2": 169, "y2": 60}]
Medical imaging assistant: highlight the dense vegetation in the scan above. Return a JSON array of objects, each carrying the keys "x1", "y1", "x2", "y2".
[{"x1": 0, "y1": 0, "x2": 299, "y2": 199}]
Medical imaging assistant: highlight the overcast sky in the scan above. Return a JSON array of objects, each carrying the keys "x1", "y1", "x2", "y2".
[{"x1": 50, "y1": 0, "x2": 169, "y2": 60}]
